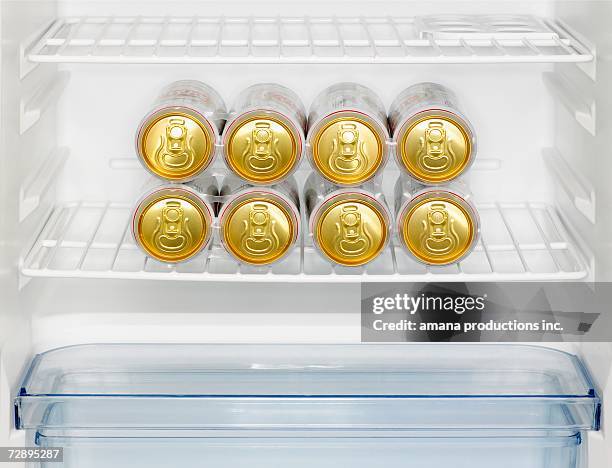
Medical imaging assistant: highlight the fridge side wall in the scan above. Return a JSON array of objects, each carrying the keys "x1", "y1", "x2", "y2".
[{"x1": 0, "y1": 1, "x2": 60, "y2": 464}]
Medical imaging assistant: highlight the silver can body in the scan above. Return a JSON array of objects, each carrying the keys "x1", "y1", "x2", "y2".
[
  {"x1": 220, "y1": 174, "x2": 300, "y2": 211},
  {"x1": 304, "y1": 173, "x2": 384, "y2": 223},
  {"x1": 138, "y1": 175, "x2": 220, "y2": 203},
  {"x1": 229, "y1": 83, "x2": 307, "y2": 130},
  {"x1": 308, "y1": 82, "x2": 388, "y2": 127},
  {"x1": 388, "y1": 82, "x2": 461, "y2": 133},
  {"x1": 393, "y1": 176, "x2": 473, "y2": 218},
  {"x1": 152, "y1": 80, "x2": 226, "y2": 133}
]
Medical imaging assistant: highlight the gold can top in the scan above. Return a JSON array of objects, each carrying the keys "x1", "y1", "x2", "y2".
[
  {"x1": 314, "y1": 194, "x2": 388, "y2": 266},
  {"x1": 221, "y1": 194, "x2": 298, "y2": 265},
  {"x1": 399, "y1": 193, "x2": 477, "y2": 265},
  {"x1": 398, "y1": 113, "x2": 473, "y2": 184},
  {"x1": 134, "y1": 189, "x2": 212, "y2": 263},
  {"x1": 311, "y1": 115, "x2": 385, "y2": 186},
  {"x1": 225, "y1": 113, "x2": 301, "y2": 184},
  {"x1": 138, "y1": 110, "x2": 215, "y2": 181}
]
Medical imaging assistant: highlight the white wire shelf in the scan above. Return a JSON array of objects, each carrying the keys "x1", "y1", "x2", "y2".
[
  {"x1": 21, "y1": 201, "x2": 588, "y2": 282},
  {"x1": 26, "y1": 15, "x2": 594, "y2": 65}
]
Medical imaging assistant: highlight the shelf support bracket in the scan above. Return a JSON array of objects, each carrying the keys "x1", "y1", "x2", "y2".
[
  {"x1": 543, "y1": 147, "x2": 595, "y2": 224},
  {"x1": 19, "y1": 147, "x2": 69, "y2": 222}
]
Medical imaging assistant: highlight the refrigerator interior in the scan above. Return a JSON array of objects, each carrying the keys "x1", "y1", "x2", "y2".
[{"x1": 0, "y1": 0, "x2": 611, "y2": 467}]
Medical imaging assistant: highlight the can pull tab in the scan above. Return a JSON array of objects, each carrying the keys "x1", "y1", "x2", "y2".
[
  {"x1": 153, "y1": 118, "x2": 196, "y2": 172},
  {"x1": 420, "y1": 202, "x2": 460, "y2": 255},
  {"x1": 335, "y1": 204, "x2": 373, "y2": 257},
  {"x1": 146, "y1": 200, "x2": 194, "y2": 255},
  {"x1": 418, "y1": 121, "x2": 454, "y2": 173},
  {"x1": 242, "y1": 122, "x2": 280, "y2": 174},
  {"x1": 240, "y1": 203, "x2": 279, "y2": 256}
]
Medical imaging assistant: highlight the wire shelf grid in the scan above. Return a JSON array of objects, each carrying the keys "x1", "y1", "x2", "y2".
[
  {"x1": 26, "y1": 15, "x2": 594, "y2": 64},
  {"x1": 21, "y1": 200, "x2": 588, "y2": 282}
]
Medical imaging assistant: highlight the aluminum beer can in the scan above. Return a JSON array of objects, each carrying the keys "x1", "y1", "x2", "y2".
[
  {"x1": 307, "y1": 83, "x2": 389, "y2": 186},
  {"x1": 132, "y1": 176, "x2": 218, "y2": 263},
  {"x1": 304, "y1": 173, "x2": 390, "y2": 267},
  {"x1": 218, "y1": 175, "x2": 300, "y2": 265},
  {"x1": 222, "y1": 83, "x2": 306, "y2": 185},
  {"x1": 389, "y1": 82, "x2": 476, "y2": 184},
  {"x1": 136, "y1": 80, "x2": 226, "y2": 182},
  {"x1": 394, "y1": 176, "x2": 479, "y2": 265}
]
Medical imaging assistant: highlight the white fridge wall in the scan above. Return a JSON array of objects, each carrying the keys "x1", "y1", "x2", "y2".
[
  {"x1": 1, "y1": 0, "x2": 611, "y2": 467},
  {"x1": 554, "y1": 1, "x2": 612, "y2": 282},
  {"x1": 0, "y1": 0, "x2": 58, "y2": 460}
]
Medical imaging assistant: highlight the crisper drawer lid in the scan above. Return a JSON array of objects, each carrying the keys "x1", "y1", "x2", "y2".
[{"x1": 15, "y1": 344, "x2": 600, "y2": 432}]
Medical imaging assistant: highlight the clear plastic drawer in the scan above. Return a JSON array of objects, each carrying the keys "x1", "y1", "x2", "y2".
[{"x1": 15, "y1": 344, "x2": 600, "y2": 468}]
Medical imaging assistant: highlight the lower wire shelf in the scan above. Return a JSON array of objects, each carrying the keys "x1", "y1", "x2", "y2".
[{"x1": 21, "y1": 200, "x2": 587, "y2": 282}]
